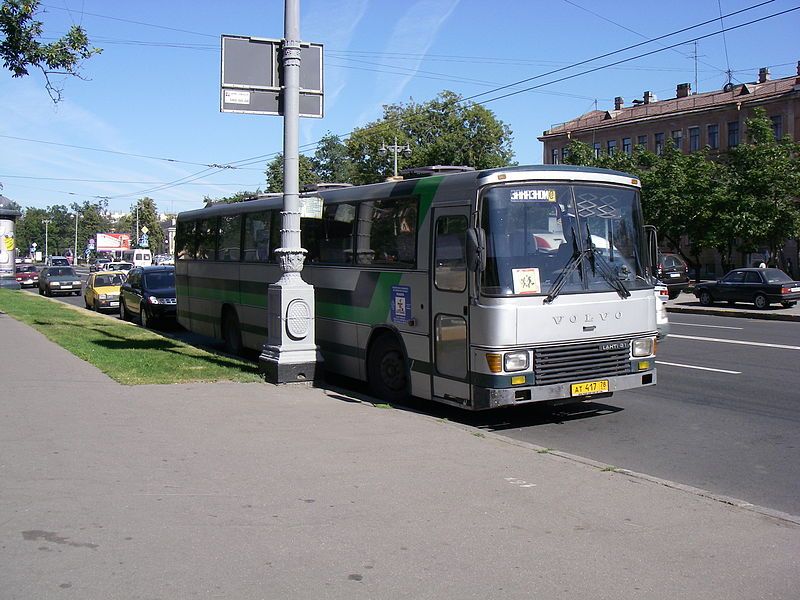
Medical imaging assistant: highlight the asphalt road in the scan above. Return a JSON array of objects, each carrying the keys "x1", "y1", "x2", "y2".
[
  {"x1": 463, "y1": 313, "x2": 800, "y2": 517},
  {"x1": 23, "y1": 279, "x2": 800, "y2": 516}
]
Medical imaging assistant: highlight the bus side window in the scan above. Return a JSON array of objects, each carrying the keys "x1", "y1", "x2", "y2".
[
  {"x1": 219, "y1": 214, "x2": 242, "y2": 262},
  {"x1": 365, "y1": 197, "x2": 418, "y2": 267},
  {"x1": 243, "y1": 211, "x2": 271, "y2": 262},
  {"x1": 434, "y1": 216, "x2": 467, "y2": 292},
  {"x1": 175, "y1": 221, "x2": 196, "y2": 260}
]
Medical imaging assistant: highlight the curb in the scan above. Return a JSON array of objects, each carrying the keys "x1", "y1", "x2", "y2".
[{"x1": 667, "y1": 304, "x2": 800, "y2": 322}]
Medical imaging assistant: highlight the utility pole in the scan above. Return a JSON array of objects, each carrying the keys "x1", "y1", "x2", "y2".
[
  {"x1": 259, "y1": 0, "x2": 321, "y2": 383},
  {"x1": 42, "y1": 219, "x2": 51, "y2": 260},
  {"x1": 135, "y1": 206, "x2": 140, "y2": 247},
  {"x1": 73, "y1": 213, "x2": 81, "y2": 265}
]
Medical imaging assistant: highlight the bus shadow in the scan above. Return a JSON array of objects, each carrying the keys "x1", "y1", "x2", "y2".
[{"x1": 319, "y1": 373, "x2": 623, "y2": 430}]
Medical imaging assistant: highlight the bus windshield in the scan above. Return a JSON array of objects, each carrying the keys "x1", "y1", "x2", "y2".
[{"x1": 479, "y1": 183, "x2": 648, "y2": 297}]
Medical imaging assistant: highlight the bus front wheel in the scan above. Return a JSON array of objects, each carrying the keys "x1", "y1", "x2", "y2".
[{"x1": 368, "y1": 334, "x2": 409, "y2": 402}]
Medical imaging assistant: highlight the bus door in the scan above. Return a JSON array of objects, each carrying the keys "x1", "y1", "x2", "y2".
[{"x1": 430, "y1": 207, "x2": 471, "y2": 405}]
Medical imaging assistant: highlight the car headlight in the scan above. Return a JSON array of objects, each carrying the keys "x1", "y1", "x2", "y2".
[
  {"x1": 99, "y1": 294, "x2": 107, "y2": 300},
  {"x1": 148, "y1": 296, "x2": 160, "y2": 304},
  {"x1": 632, "y1": 337, "x2": 655, "y2": 357},
  {"x1": 503, "y1": 351, "x2": 529, "y2": 372},
  {"x1": 50, "y1": 281, "x2": 60, "y2": 286}
]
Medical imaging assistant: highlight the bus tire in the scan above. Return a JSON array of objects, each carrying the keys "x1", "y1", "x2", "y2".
[
  {"x1": 222, "y1": 308, "x2": 243, "y2": 356},
  {"x1": 367, "y1": 334, "x2": 409, "y2": 402}
]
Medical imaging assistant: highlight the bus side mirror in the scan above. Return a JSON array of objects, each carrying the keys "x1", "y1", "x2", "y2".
[
  {"x1": 644, "y1": 225, "x2": 658, "y2": 280},
  {"x1": 466, "y1": 227, "x2": 486, "y2": 272}
]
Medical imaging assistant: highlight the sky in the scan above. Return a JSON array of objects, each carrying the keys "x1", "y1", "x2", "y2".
[{"x1": 0, "y1": 0, "x2": 798, "y2": 216}]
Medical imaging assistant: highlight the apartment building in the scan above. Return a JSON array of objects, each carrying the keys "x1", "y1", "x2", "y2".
[{"x1": 539, "y1": 63, "x2": 800, "y2": 164}]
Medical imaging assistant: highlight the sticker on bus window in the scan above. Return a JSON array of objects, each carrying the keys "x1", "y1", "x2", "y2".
[
  {"x1": 512, "y1": 268, "x2": 541, "y2": 294},
  {"x1": 391, "y1": 285, "x2": 412, "y2": 324},
  {"x1": 299, "y1": 195, "x2": 323, "y2": 219},
  {"x1": 509, "y1": 189, "x2": 557, "y2": 202}
]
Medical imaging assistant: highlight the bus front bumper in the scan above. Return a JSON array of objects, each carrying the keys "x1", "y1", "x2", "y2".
[{"x1": 471, "y1": 371, "x2": 657, "y2": 410}]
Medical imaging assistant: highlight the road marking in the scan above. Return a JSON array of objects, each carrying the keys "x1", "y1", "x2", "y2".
[
  {"x1": 655, "y1": 360, "x2": 741, "y2": 374},
  {"x1": 670, "y1": 334, "x2": 800, "y2": 351},
  {"x1": 671, "y1": 322, "x2": 743, "y2": 330}
]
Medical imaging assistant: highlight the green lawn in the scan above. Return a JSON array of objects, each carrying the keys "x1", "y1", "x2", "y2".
[{"x1": 0, "y1": 289, "x2": 262, "y2": 385}]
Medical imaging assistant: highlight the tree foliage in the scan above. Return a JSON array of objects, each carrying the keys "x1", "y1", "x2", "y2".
[
  {"x1": 265, "y1": 153, "x2": 318, "y2": 193},
  {"x1": 1, "y1": 0, "x2": 101, "y2": 102},
  {"x1": 129, "y1": 197, "x2": 163, "y2": 252}
]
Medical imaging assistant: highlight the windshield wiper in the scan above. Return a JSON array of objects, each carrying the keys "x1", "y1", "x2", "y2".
[
  {"x1": 585, "y1": 226, "x2": 630, "y2": 299},
  {"x1": 544, "y1": 228, "x2": 583, "y2": 304}
]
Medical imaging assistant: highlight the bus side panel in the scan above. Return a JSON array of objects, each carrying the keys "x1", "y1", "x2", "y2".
[
  {"x1": 238, "y1": 263, "x2": 276, "y2": 350},
  {"x1": 316, "y1": 318, "x2": 364, "y2": 380},
  {"x1": 184, "y1": 262, "x2": 240, "y2": 341}
]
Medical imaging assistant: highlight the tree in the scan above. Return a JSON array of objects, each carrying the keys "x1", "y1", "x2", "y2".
[
  {"x1": 1, "y1": 0, "x2": 101, "y2": 102},
  {"x1": 310, "y1": 133, "x2": 353, "y2": 183},
  {"x1": 129, "y1": 197, "x2": 164, "y2": 253},
  {"x1": 724, "y1": 108, "x2": 800, "y2": 267},
  {"x1": 264, "y1": 154, "x2": 318, "y2": 193},
  {"x1": 345, "y1": 90, "x2": 515, "y2": 184}
]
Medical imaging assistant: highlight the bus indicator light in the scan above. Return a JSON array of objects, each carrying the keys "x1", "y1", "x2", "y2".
[{"x1": 486, "y1": 353, "x2": 502, "y2": 373}]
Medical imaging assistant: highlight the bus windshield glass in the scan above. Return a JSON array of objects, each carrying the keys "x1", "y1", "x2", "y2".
[{"x1": 479, "y1": 183, "x2": 648, "y2": 297}]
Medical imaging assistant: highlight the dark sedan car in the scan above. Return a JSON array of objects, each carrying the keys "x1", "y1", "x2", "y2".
[
  {"x1": 119, "y1": 265, "x2": 177, "y2": 328},
  {"x1": 694, "y1": 268, "x2": 800, "y2": 309},
  {"x1": 38, "y1": 266, "x2": 82, "y2": 296}
]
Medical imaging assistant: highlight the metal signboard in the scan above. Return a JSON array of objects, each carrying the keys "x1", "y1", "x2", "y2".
[{"x1": 220, "y1": 35, "x2": 323, "y2": 118}]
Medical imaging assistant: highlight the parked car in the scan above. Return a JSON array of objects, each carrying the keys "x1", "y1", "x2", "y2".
[
  {"x1": 46, "y1": 255, "x2": 70, "y2": 267},
  {"x1": 14, "y1": 264, "x2": 39, "y2": 288},
  {"x1": 656, "y1": 253, "x2": 690, "y2": 299},
  {"x1": 89, "y1": 257, "x2": 111, "y2": 272},
  {"x1": 693, "y1": 268, "x2": 800, "y2": 309},
  {"x1": 83, "y1": 271, "x2": 125, "y2": 312},
  {"x1": 119, "y1": 265, "x2": 177, "y2": 328},
  {"x1": 38, "y1": 266, "x2": 82, "y2": 296}
]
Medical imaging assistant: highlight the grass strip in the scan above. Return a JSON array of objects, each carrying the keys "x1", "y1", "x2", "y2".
[{"x1": 0, "y1": 289, "x2": 262, "y2": 385}]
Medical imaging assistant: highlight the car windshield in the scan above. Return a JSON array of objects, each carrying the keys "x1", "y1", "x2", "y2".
[
  {"x1": 95, "y1": 274, "x2": 123, "y2": 286},
  {"x1": 479, "y1": 182, "x2": 648, "y2": 297},
  {"x1": 17, "y1": 266, "x2": 36, "y2": 273},
  {"x1": 764, "y1": 268, "x2": 793, "y2": 283},
  {"x1": 144, "y1": 271, "x2": 175, "y2": 289},
  {"x1": 50, "y1": 268, "x2": 76, "y2": 277},
  {"x1": 51, "y1": 258, "x2": 68, "y2": 266}
]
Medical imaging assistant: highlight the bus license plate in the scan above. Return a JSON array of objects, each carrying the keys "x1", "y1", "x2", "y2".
[{"x1": 570, "y1": 380, "x2": 609, "y2": 396}]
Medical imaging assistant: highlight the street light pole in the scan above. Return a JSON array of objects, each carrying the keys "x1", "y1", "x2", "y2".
[
  {"x1": 259, "y1": 0, "x2": 321, "y2": 384},
  {"x1": 379, "y1": 136, "x2": 412, "y2": 178},
  {"x1": 73, "y1": 213, "x2": 80, "y2": 265},
  {"x1": 42, "y1": 219, "x2": 51, "y2": 260}
]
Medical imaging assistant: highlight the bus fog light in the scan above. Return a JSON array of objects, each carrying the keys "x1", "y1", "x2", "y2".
[
  {"x1": 503, "y1": 352, "x2": 529, "y2": 372},
  {"x1": 511, "y1": 376, "x2": 526, "y2": 385},
  {"x1": 638, "y1": 360, "x2": 651, "y2": 371},
  {"x1": 486, "y1": 353, "x2": 502, "y2": 373},
  {"x1": 632, "y1": 337, "x2": 654, "y2": 357}
]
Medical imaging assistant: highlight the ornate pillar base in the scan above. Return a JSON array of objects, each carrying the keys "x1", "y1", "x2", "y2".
[{"x1": 259, "y1": 249, "x2": 323, "y2": 384}]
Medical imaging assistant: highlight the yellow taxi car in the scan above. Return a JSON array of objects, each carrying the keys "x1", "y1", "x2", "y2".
[{"x1": 83, "y1": 271, "x2": 126, "y2": 312}]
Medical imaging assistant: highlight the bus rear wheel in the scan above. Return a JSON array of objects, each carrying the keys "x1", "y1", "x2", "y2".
[
  {"x1": 368, "y1": 334, "x2": 409, "y2": 402},
  {"x1": 222, "y1": 308, "x2": 243, "y2": 355}
]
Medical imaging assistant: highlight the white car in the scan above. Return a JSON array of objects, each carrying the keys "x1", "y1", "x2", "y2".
[{"x1": 654, "y1": 283, "x2": 670, "y2": 340}]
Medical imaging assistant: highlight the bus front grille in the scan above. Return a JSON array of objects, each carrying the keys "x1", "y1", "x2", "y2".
[{"x1": 533, "y1": 340, "x2": 630, "y2": 385}]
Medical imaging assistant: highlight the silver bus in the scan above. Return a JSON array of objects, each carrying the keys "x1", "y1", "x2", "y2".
[{"x1": 175, "y1": 165, "x2": 657, "y2": 410}]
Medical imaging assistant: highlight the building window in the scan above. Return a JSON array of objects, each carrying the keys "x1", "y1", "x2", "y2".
[
  {"x1": 671, "y1": 130, "x2": 683, "y2": 151},
  {"x1": 607, "y1": 139, "x2": 617, "y2": 155},
  {"x1": 707, "y1": 124, "x2": 719, "y2": 149},
  {"x1": 622, "y1": 137, "x2": 631, "y2": 155},
  {"x1": 593, "y1": 142, "x2": 601, "y2": 158},
  {"x1": 771, "y1": 115, "x2": 783, "y2": 139},
  {"x1": 637, "y1": 135, "x2": 647, "y2": 150},
  {"x1": 561, "y1": 146, "x2": 569, "y2": 163},
  {"x1": 727, "y1": 121, "x2": 739, "y2": 148},
  {"x1": 689, "y1": 127, "x2": 700, "y2": 151},
  {"x1": 654, "y1": 132, "x2": 664, "y2": 155},
  {"x1": 551, "y1": 148, "x2": 559, "y2": 165}
]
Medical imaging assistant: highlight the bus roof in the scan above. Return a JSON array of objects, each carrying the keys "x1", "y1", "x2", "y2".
[{"x1": 177, "y1": 164, "x2": 640, "y2": 222}]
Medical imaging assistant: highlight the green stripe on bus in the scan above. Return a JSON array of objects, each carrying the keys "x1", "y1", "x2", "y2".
[
  {"x1": 316, "y1": 271, "x2": 402, "y2": 323},
  {"x1": 415, "y1": 176, "x2": 444, "y2": 224}
]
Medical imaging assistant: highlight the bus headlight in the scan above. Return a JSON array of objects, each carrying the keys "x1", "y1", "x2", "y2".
[
  {"x1": 632, "y1": 337, "x2": 655, "y2": 357},
  {"x1": 504, "y1": 351, "x2": 529, "y2": 372}
]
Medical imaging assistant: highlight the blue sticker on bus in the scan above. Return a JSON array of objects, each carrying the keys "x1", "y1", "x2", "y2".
[{"x1": 391, "y1": 285, "x2": 412, "y2": 324}]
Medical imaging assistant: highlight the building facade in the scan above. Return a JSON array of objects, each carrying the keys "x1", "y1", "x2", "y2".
[{"x1": 538, "y1": 63, "x2": 800, "y2": 277}]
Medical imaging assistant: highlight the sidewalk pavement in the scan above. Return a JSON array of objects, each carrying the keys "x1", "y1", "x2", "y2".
[
  {"x1": 1, "y1": 312, "x2": 799, "y2": 600},
  {"x1": 666, "y1": 289, "x2": 800, "y2": 321}
]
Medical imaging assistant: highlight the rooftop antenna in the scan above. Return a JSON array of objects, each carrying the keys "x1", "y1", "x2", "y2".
[{"x1": 717, "y1": 0, "x2": 733, "y2": 88}]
